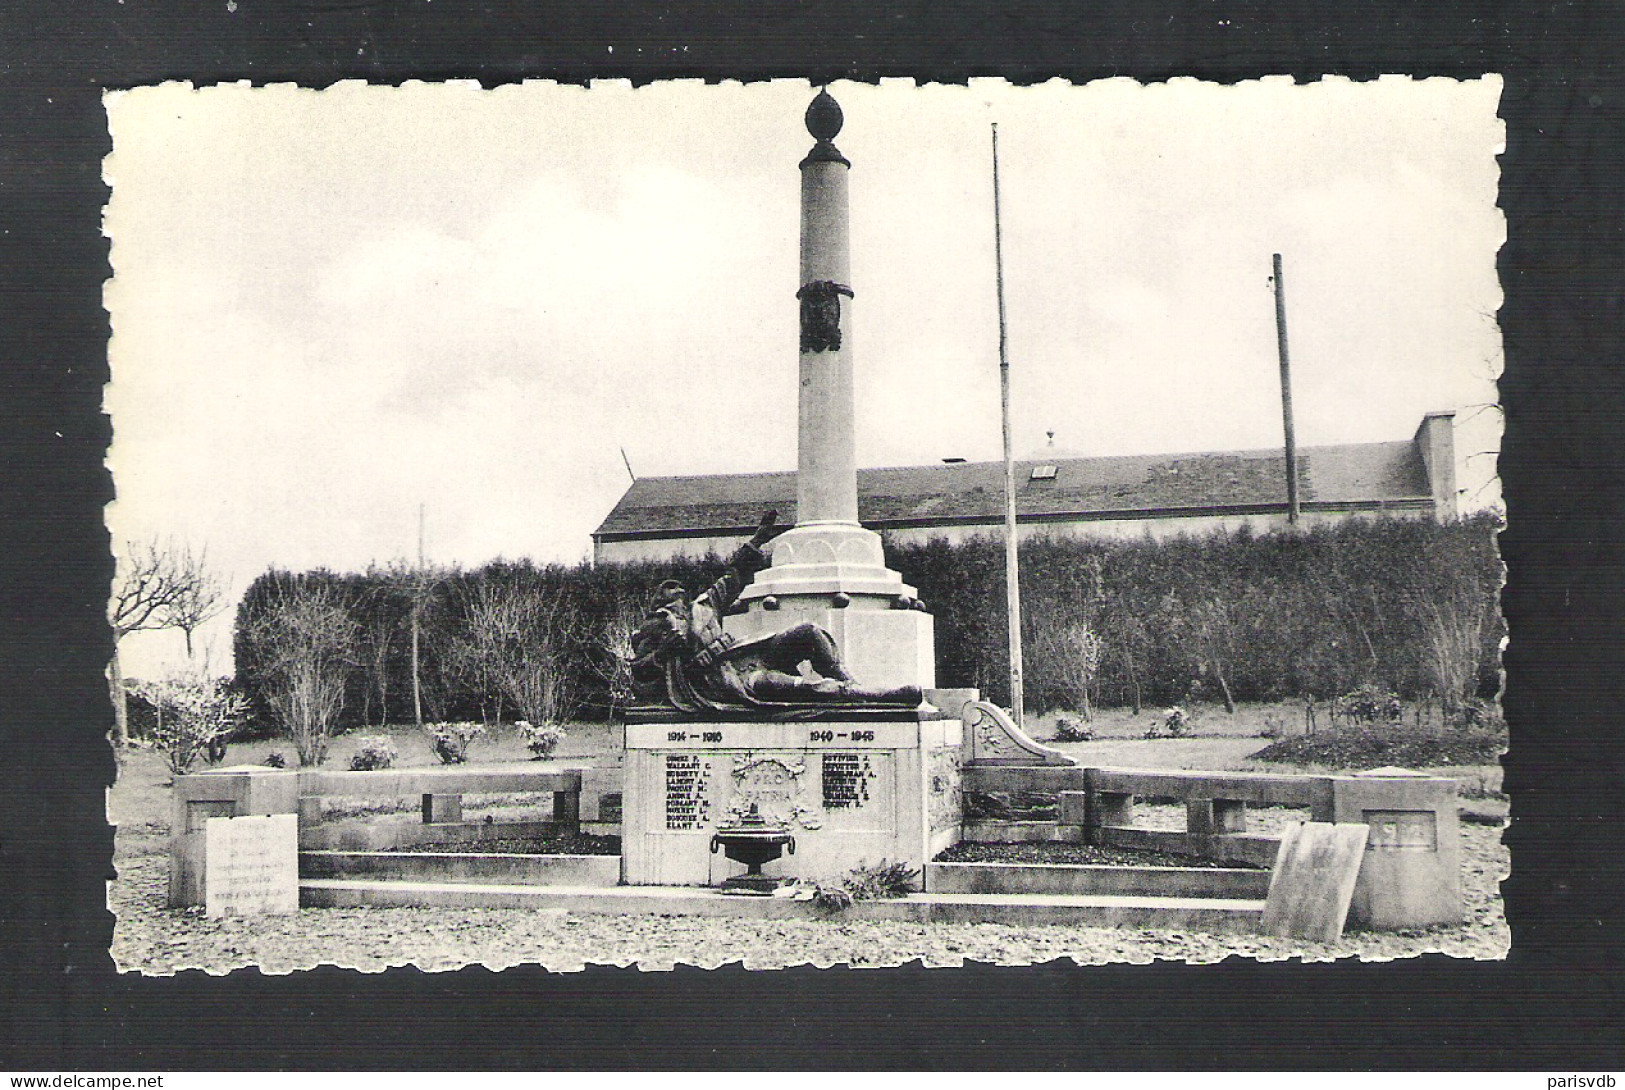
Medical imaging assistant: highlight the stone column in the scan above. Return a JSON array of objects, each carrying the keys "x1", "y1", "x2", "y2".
[
  {"x1": 728, "y1": 90, "x2": 936, "y2": 692},
  {"x1": 796, "y1": 90, "x2": 859, "y2": 525}
]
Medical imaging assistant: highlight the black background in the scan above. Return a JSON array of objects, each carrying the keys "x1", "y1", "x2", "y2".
[{"x1": 3, "y1": 0, "x2": 1623, "y2": 1070}]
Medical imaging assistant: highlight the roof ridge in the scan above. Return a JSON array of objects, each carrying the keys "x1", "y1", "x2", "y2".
[{"x1": 597, "y1": 437, "x2": 1434, "y2": 537}]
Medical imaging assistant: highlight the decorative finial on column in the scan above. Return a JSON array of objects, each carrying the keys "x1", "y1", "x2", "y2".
[{"x1": 802, "y1": 88, "x2": 849, "y2": 167}]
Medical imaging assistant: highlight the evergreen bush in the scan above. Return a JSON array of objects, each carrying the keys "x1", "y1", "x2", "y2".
[
  {"x1": 426, "y1": 721, "x2": 484, "y2": 765},
  {"x1": 519, "y1": 720, "x2": 567, "y2": 759},
  {"x1": 348, "y1": 735, "x2": 398, "y2": 771}
]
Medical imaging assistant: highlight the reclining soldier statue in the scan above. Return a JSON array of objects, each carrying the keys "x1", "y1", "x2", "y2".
[{"x1": 628, "y1": 511, "x2": 922, "y2": 717}]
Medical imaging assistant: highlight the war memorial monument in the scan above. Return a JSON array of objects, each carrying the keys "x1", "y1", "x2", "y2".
[
  {"x1": 619, "y1": 90, "x2": 976, "y2": 891},
  {"x1": 168, "y1": 89, "x2": 1465, "y2": 944}
]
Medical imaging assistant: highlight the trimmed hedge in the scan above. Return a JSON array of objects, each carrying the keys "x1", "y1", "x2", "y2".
[
  {"x1": 231, "y1": 513, "x2": 1501, "y2": 734},
  {"x1": 886, "y1": 513, "x2": 1503, "y2": 711}
]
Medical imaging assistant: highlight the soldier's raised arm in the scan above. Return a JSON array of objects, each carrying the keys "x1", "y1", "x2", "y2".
[{"x1": 700, "y1": 510, "x2": 782, "y2": 612}]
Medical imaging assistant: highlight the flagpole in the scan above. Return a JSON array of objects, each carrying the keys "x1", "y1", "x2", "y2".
[{"x1": 993, "y1": 122, "x2": 1025, "y2": 727}]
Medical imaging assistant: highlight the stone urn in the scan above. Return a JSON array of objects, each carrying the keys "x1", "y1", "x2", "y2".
[{"x1": 709, "y1": 803, "x2": 797, "y2": 895}]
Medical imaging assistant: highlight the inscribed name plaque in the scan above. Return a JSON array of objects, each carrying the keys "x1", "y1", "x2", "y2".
[
  {"x1": 1260, "y1": 821, "x2": 1370, "y2": 943},
  {"x1": 664, "y1": 753, "x2": 715, "y2": 831},
  {"x1": 204, "y1": 813, "x2": 298, "y2": 918},
  {"x1": 821, "y1": 752, "x2": 874, "y2": 810}
]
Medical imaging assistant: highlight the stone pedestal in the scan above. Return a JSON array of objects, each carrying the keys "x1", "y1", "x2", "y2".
[
  {"x1": 621, "y1": 718, "x2": 962, "y2": 887},
  {"x1": 728, "y1": 528, "x2": 936, "y2": 691},
  {"x1": 1327, "y1": 768, "x2": 1461, "y2": 929},
  {"x1": 169, "y1": 765, "x2": 300, "y2": 907}
]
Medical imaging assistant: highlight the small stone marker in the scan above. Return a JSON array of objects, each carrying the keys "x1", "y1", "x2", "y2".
[
  {"x1": 1260, "y1": 821, "x2": 1370, "y2": 943},
  {"x1": 205, "y1": 813, "x2": 298, "y2": 918}
]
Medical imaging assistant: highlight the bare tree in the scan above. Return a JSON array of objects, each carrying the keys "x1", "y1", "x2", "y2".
[
  {"x1": 1418, "y1": 587, "x2": 1488, "y2": 721},
  {"x1": 107, "y1": 538, "x2": 221, "y2": 744},
  {"x1": 240, "y1": 578, "x2": 356, "y2": 766},
  {"x1": 357, "y1": 568, "x2": 413, "y2": 728},
  {"x1": 1111, "y1": 611, "x2": 1151, "y2": 715},
  {"x1": 454, "y1": 578, "x2": 584, "y2": 729},
  {"x1": 584, "y1": 593, "x2": 644, "y2": 725},
  {"x1": 1189, "y1": 597, "x2": 1239, "y2": 714},
  {"x1": 440, "y1": 589, "x2": 505, "y2": 728},
  {"x1": 1025, "y1": 555, "x2": 1106, "y2": 718},
  {"x1": 164, "y1": 545, "x2": 225, "y2": 659},
  {"x1": 1158, "y1": 591, "x2": 1240, "y2": 714},
  {"x1": 1032, "y1": 618, "x2": 1103, "y2": 719}
]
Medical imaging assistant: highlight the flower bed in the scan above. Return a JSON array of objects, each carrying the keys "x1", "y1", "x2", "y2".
[
  {"x1": 379, "y1": 832, "x2": 620, "y2": 856},
  {"x1": 936, "y1": 840, "x2": 1261, "y2": 869}
]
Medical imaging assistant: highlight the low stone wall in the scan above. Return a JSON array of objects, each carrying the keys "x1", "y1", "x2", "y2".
[
  {"x1": 961, "y1": 764, "x2": 1461, "y2": 930},
  {"x1": 169, "y1": 764, "x2": 588, "y2": 907}
]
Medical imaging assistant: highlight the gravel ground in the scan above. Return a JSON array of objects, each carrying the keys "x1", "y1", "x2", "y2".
[{"x1": 109, "y1": 821, "x2": 1509, "y2": 974}]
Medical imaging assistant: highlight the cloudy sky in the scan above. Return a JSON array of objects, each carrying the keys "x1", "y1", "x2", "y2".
[{"x1": 104, "y1": 76, "x2": 1504, "y2": 676}]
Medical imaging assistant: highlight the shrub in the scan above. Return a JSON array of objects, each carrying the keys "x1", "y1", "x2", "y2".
[
  {"x1": 844, "y1": 859, "x2": 920, "y2": 900},
  {"x1": 1335, "y1": 684, "x2": 1404, "y2": 724},
  {"x1": 1163, "y1": 705, "x2": 1190, "y2": 737},
  {"x1": 263, "y1": 751, "x2": 288, "y2": 769},
  {"x1": 426, "y1": 721, "x2": 484, "y2": 764},
  {"x1": 1053, "y1": 714, "x2": 1095, "y2": 742},
  {"x1": 348, "y1": 735, "x2": 398, "y2": 771},
  {"x1": 130, "y1": 674, "x2": 247, "y2": 776},
  {"x1": 809, "y1": 860, "x2": 920, "y2": 912},
  {"x1": 810, "y1": 884, "x2": 854, "y2": 912},
  {"x1": 518, "y1": 720, "x2": 567, "y2": 760}
]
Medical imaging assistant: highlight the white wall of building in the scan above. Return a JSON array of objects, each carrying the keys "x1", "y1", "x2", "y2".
[{"x1": 594, "y1": 505, "x2": 1437, "y2": 565}]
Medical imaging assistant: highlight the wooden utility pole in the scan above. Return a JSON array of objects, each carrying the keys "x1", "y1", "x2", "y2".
[
  {"x1": 1272, "y1": 253, "x2": 1301, "y2": 525},
  {"x1": 993, "y1": 123, "x2": 1025, "y2": 726},
  {"x1": 411, "y1": 503, "x2": 425, "y2": 729}
]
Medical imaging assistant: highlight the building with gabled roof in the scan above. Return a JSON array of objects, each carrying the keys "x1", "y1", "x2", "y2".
[{"x1": 592, "y1": 411, "x2": 1458, "y2": 564}]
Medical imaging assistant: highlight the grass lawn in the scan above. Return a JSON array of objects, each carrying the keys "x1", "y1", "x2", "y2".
[
  {"x1": 1026, "y1": 701, "x2": 1505, "y2": 799},
  {"x1": 112, "y1": 702, "x2": 1506, "y2": 835}
]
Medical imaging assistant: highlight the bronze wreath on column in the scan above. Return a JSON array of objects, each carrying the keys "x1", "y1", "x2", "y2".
[{"x1": 797, "y1": 280, "x2": 854, "y2": 353}]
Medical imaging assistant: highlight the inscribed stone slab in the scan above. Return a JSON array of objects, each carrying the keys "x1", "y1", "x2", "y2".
[
  {"x1": 205, "y1": 813, "x2": 298, "y2": 918},
  {"x1": 1260, "y1": 821, "x2": 1369, "y2": 943}
]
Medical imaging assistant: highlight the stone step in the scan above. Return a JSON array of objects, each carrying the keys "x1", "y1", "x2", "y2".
[
  {"x1": 928, "y1": 861, "x2": 1271, "y2": 899},
  {"x1": 299, "y1": 878, "x2": 1266, "y2": 933},
  {"x1": 300, "y1": 851, "x2": 620, "y2": 887}
]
